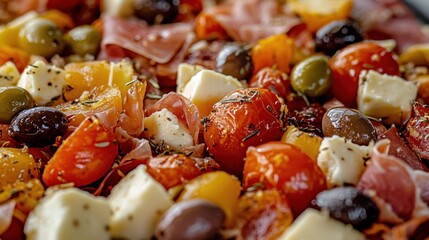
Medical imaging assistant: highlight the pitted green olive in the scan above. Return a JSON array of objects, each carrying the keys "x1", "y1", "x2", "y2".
[
  {"x1": 291, "y1": 55, "x2": 332, "y2": 97},
  {"x1": 64, "y1": 25, "x2": 101, "y2": 56},
  {"x1": 18, "y1": 18, "x2": 64, "y2": 58},
  {"x1": 0, "y1": 86, "x2": 35, "y2": 124}
]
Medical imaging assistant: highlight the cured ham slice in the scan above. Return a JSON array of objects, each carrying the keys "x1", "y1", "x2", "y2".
[
  {"x1": 358, "y1": 140, "x2": 429, "y2": 224},
  {"x1": 352, "y1": 0, "x2": 429, "y2": 52},
  {"x1": 204, "y1": 0, "x2": 301, "y2": 43},
  {"x1": 100, "y1": 15, "x2": 193, "y2": 64}
]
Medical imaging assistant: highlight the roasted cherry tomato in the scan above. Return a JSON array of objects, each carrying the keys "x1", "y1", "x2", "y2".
[
  {"x1": 249, "y1": 67, "x2": 291, "y2": 100},
  {"x1": 329, "y1": 42, "x2": 400, "y2": 107},
  {"x1": 46, "y1": 0, "x2": 84, "y2": 10},
  {"x1": 194, "y1": 12, "x2": 229, "y2": 40},
  {"x1": 235, "y1": 189, "x2": 293, "y2": 240},
  {"x1": 243, "y1": 142, "x2": 327, "y2": 216},
  {"x1": 42, "y1": 116, "x2": 118, "y2": 187},
  {"x1": 144, "y1": 154, "x2": 219, "y2": 189},
  {"x1": 405, "y1": 102, "x2": 429, "y2": 161},
  {"x1": 203, "y1": 88, "x2": 285, "y2": 176}
]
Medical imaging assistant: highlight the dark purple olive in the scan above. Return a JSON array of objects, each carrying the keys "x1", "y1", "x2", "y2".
[
  {"x1": 322, "y1": 107, "x2": 376, "y2": 145},
  {"x1": 316, "y1": 20, "x2": 364, "y2": 56},
  {"x1": 8, "y1": 107, "x2": 68, "y2": 147},
  {"x1": 134, "y1": 0, "x2": 179, "y2": 24},
  {"x1": 312, "y1": 187, "x2": 379, "y2": 230},
  {"x1": 215, "y1": 44, "x2": 253, "y2": 80},
  {"x1": 155, "y1": 199, "x2": 225, "y2": 240}
]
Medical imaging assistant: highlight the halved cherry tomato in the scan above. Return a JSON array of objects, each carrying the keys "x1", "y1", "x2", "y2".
[
  {"x1": 249, "y1": 67, "x2": 291, "y2": 100},
  {"x1": 42, "y1": 116, "x2": 118, "y2": 187},
  {"x1": 243, "y1": 142, "x2": 327, "y2": 216},
  {"x1": 235, "y1": 189, "x2": 293, "y2": 240},
  {"x1": 329, "y1": 42, "x2": 400, "y2": 107},
  {"x1": 144, "y1": 154, "x2": 219, "y2": 189},
  {"x1": 203, "y1": 88, "x2": 285, "y2": 176},
  {"x1": 195, "y1": 12, "x2": 229, "y2": 40}
]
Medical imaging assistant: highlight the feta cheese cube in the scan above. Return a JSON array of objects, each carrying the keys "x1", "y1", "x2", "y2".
[
  {"x1": 176, "y1": 63, "x2": 205, "y2": 94},
  {"x1": 143, "y1": 108, "x2": 194, "y2": 151},
  {"x1": 17, "y1": 60, "x2": 65, "y2": 105},
  {"x1": 278, "y1": 208, "x2": 364, "y2": 240},
  {"x1": 357, "y1": 70, "x2": 418, "y2": 124},
  {"x1": 181, "y1": 69, "x2": 243, "y2": 117},
  {"x1": 24, "y1": 188, "x2": 110, "y2": 240},
  {"x1": 108, "y1": 165, "x2": 173, "y2": 240},
  {"x1": 317, "y1": 135, "x2": 371, "y2": 188}
]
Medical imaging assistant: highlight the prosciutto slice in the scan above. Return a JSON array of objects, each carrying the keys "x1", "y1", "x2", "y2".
[
  {"x1": 205, "y1": 0, "x2": 301, "y2": 43},
  {"x1": 100, "y1": 15, "x2": 193, "y2": 64},
  {"x1": 358, "y1": 140, "x2": 429, "y2": 224}
]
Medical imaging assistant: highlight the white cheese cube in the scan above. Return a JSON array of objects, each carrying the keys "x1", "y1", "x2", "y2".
[
  {"x1": 143, "y1": 108, "x2": 194, "y2": 151},
  {"x1": 108, "y1": 165, "x2": 173, "y2": 240},
  {"x1": 17, "y1": 60, "x2": 65, "y2": 105},
  {"x1": 357, "y1": 70, "x2": 418, "y2": 124},
  {"x1": 278, "y1": 208, "x2": 364, "y2": 240},
  {"x1": 103, "y1": 0, "x2": 134, "y2": 17},
  {"x1": 181, "y1": 69, "x2": 243, "y2": 117},
  {"x1": 176, "y1": 63, "x2": 205, "y2": 94},
  {"x1": 0, "y1": 61, "x2": 20, "y2": 87},
  {"x1": 317, "y1": 135, "x2": 370, "y2": 188},
  {"x1": 24, "y1": 188, "x2": 110, "y2": 240}
]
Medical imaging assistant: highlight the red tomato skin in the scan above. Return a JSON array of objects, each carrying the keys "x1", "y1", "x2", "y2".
[
  {"x1": 42, "y1": 117, "x2": 118, "y2": 187},
  {"x1": 243, "y1": 142, "x2": 327, "y2": 217},
  {"x1": 203, "y1": 88, "x2": 285, "y2": 177},
  {"x1": 145, "y1": 154, "x2": 220, "y2": 189},
  {"x1": 249, "y1": 67, "x2": 291, "y2": 100},
  {"x1": 329, "y1": 42, "x2": 400, "y2": 107},
  {"x1": 46, "y1": 0, "x2": 85, "y2": 10}
]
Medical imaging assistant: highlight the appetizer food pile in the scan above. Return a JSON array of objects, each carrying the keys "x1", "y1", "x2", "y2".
[{"x1": 0, "y1": 0, "x2": 429, "y2": 239}]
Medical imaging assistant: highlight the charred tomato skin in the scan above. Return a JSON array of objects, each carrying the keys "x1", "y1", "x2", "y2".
[
  {"x1": 203, "y1": 88, "x2": 285, "y2": 176},
  {"x1": 243, "y1": 141, "x2": 327, "y2": 217},
  {"x1": 329, "y1": 42, "x2": 400, "y2": 107}
]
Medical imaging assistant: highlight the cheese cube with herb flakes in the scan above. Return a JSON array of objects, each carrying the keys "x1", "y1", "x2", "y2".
[
  {"x1": 24, "y1": 188, "x2": 110, "y2": 240},
  {"x1": 317, "y1": 135, "x2": 371, "y2": 188},
  {"x1": 108, "y1": 165, "x2": 173, "y2": 240},
  {"x1": 357, "y1": 70, "x2": 418, "y2": 124},
  {"x1": 17, "y1": 60, "x2": 65, "y2": 105},
  {"x1": 143, "y1": 108, "x2": 194, "y2": 151},
  {"x1": 278, "y1": 208, "x2": 364, "y2": 240},
  {"x1": 0, "y1": 61, "x2": 20, "y2": 87}
]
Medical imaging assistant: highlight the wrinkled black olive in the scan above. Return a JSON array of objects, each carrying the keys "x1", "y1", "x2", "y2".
[
  {"x1": 312, "y1": 187, "x2": 379, "y2": 230},
  {"x1": 134, "y1": 0, "x2": 179, "y2": 24},
  {"x1": 8, "y1": 107, "x2": 68, "y2": 147},
  {"x1": 156, "y1": 199, "x2": 225, "y2": 240},
  {"x1": 316, "y1": 20, "x2": 364, "y2": 56},
  {"x1": 215, "y1": 44, "x2": 253, "y2": 80}
]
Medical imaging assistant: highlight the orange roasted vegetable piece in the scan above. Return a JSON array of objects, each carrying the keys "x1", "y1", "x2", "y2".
[
  {"x1": 195, "y1": 12, "x2": 229, "y2": 40},
  {"x1": 42, "y1": 116, "x2": 118, "y2": 187},
  {"x1": 40, "y1": 10, "x2": 75, "y2": 31},
  {"x1": 252, "y1": 34, "x2": 294, "y2": 74},
  {"x1": 0, "y1": 45, "x2": 29, "y2": 72}
]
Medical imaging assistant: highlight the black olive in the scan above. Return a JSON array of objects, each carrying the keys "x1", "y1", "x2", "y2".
[
  {"x1": 134, "y1": 0, "x2": 179, "y2": 24},
  {"x1": 155, "y1": 199, "x2": 225, "y2": 240},
  {"x1": 8, "y1": 107, "x2": 68, "y2": 147},
  {"x1": 215, "y1": 44, "x2": 253, "y2": 80},
  {"x1": 312, "y1": 187, "x2": 379, "y2": 230},
  {"x1": 315, "y1": 20, "x2": 364, "y2": 56}
]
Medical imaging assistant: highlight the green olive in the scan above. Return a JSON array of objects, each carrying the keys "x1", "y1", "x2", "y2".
[
  {"x1": 291, "y1": 55, "x2": 332, "y2": 97},
  {"x1": 64, "y1": 25, "x2": 102, "y2": 56},
  {"x1": 18, "y1": 18, "x2": 64, "y2": 58},
  {"x1": 0, "y1": 86, "x2": 35, "y2": 124}
]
